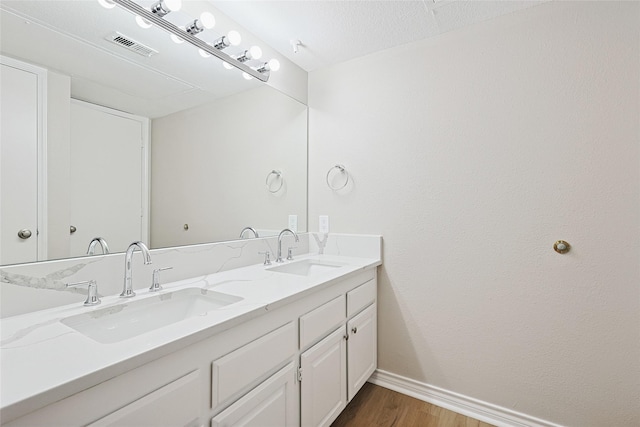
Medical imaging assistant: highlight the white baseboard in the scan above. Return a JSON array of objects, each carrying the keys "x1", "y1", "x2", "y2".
[{"x1": 368, "y1": 370, "x2": 563, "y2": 427}]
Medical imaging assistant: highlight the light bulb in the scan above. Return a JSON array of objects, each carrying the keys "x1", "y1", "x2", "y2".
[
  {"x1": 249, "y1": 46, "x2": 263, "y2": 60},
  {"x1": 268, "y1": 59, "x2": 281, "y2": 72},
  {"x1": 135, "y1": 15, "x2": 152, "y2": 29},
  {"x1": 227, "y1": 30, "x2": 241, "y2": 46},
  {"x1": 242, "y1": 72, "x2": 252, "y2": 80},
  {"x1": 164, "y1": 0, "x2": 181, "y2": 12},
  {"x1": 97, "y1": 0, "x2": 116, "y2": 9},
  {"x1": 199, "y1": 12, "x2": 215, "y2": 29},
  {"x1": 171, "y1": 27, "x2": 185, "y2": 44},
  {"x1": 223, "y1": 61, "x2": 234, "y2": 70},
  {"x1": 151, "y1": 0, "x2": 181, "y2": 16}
]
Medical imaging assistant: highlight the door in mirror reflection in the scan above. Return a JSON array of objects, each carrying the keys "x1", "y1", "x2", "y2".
[
  {"x1": 0, "y1": 60, "x2": 42, "y2": 265},
  {"x1": 69, "y1": 101, "x2": 149, "y2": 257}
]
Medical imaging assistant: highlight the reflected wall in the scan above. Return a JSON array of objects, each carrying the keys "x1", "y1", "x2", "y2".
[{"x1": 151, "y1": 85, "x2": 307, "y2": 247}]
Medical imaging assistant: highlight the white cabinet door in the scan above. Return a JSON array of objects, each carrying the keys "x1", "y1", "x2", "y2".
[
  {"x1": 0, "y1": 60, "x2": 42, "y2": 264},
  {"x1": 212, "y1": 363, "x2": 297, "y2": 427},
  {"x1": 347, "y1": 304, "x2": 377, "y2": 401},
  {"x1": 300, "y1": 326, "x2": 347, "y2": 427}
]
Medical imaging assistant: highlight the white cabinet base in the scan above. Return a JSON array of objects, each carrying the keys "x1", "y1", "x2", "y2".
[
  {"x1": 347, "y1": 304, "x2": 377, "y2": 401},
  {"x1": 300, "y1": 327, "x2": 348, "y2": 427},
  {"x1": 212, "y1": 363, "x2": 298, "y2": 427}
]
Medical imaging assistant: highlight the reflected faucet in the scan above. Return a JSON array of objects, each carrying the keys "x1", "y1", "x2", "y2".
[
  {"x1": 87, "y1": 237, "x2": 110, "y2": 255},
  {"x1": 239, "y1": 227, "x2": 259, "y2": 239},
  {"x1": 120, "y1": 241, "x2": 152, "y2": 298},
  {"x1": 276, "y1": 228, "x2": 299, "y2": 263}
]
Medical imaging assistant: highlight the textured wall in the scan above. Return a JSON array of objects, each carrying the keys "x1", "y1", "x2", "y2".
[{"x1": 308, "y1": 2, "x2": 639, "y2": 426}]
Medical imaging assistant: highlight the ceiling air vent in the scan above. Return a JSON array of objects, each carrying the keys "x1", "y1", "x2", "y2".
[{"x1": 106, "y1": 32, "x2": 158, "y2": 57}]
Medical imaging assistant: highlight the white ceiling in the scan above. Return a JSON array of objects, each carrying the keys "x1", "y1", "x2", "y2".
[
  {"x1": 210, "y1": 0, "x2": 548, "y2": 72},
  {"x1": 0, "y1": 0, "x2": 547, "y2": 117}
]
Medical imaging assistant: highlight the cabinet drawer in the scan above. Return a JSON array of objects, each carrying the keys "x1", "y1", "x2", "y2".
[
  {"x1": 89, "y1": 370, "x2": 201, "y2": 427},
  {"x1": 347, "y1": 279, "x2": 376, "y2": 317},
  {"x1": 212, "y1": 322, "x2": 295, "y2": 408},
  {"x1": 299, "y1": 295, "x2": 345, "y2": 349}
]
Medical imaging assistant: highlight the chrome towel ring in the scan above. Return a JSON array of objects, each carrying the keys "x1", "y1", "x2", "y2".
[
  {"x1": 266, "y1": 169, "x2": 284, "y2": 193},
  {"x1": 326, "y1": 164, "x2": 349, "y2": 191}
]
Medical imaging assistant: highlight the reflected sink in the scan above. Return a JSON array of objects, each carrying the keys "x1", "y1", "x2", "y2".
[
  {"x1": 61, "y1": 288, "x2": 242, "y2": 344},
  {"x1": 268, "y1": 259, "x2": 346, "y2": 276}
]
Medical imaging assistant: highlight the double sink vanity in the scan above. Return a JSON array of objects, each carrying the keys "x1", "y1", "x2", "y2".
[{"x1": 0, "y1": 234, "x2": 382, "y2": 427}]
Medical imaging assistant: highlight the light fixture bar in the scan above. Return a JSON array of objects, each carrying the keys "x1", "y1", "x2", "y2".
[{"x1": 111, "y1": 0, "x2": 269, "y2": 82}]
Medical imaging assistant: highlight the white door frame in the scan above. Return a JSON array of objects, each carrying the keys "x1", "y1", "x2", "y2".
[
  {"x1": 0, "y1": 55, "x2": 48, "y2": 262},
  {"x1": 70, "y1": 99, "x2": 150, "y2": 246}
]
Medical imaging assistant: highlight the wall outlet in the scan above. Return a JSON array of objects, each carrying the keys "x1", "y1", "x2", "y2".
[
  {"x1": 319, "y1": 215, "x2": 330, "y2": 233},
  {"x1": 288, "y1": 215, "x2": 298, "y2": 232}
]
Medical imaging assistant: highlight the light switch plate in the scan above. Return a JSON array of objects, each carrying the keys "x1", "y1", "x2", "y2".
[
  {"x1": 319, "y1": 215, "x2": 329, "y2": 233},
  {"x1": 288, "y1": 215, "x2": 298, "y2": 232}
]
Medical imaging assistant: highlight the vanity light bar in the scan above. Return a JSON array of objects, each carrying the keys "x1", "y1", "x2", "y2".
[{"x1": 110, "y1": 0, "x2": 269, "y2": 82}]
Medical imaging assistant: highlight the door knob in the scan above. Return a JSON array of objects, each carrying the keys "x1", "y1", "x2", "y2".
[
  {"x1": 70, "y1": 225, "x2": 77, "y2": 234},
  {"x1": 18, "y1": 229, "x2": 32, "y2": 239}
]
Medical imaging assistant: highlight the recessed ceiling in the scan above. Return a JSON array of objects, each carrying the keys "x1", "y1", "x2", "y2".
[{"x1": 210, "y1": 0, "x2": 549, "y2": 72}]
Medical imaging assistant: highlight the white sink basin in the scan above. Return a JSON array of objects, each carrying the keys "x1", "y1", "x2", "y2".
[
  {"x1": 268, "y1": 259, "x2": 346, "y2": 276},
  {"x1": 61, "y1": 288, "x2": 242, "y2": 344}
]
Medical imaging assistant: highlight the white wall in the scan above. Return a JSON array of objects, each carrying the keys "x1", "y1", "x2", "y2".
[
  {"x1": 308, "y1": 2, "x2": 639, "y2": 426},
  {"x1": 46, "y1": 71, "x2": 71, "y2": 260},
  {"x1": 151, "y1": 85, "x2": 307, "y2": 248}
]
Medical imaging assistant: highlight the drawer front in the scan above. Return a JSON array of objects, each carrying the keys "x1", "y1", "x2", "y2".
[
  {"x1": 212, "y1": 322, "x2": 295, "y2": 408},
  {"x1": 347, "y1": 279, "x2": 376, "y2": 317},
  {"x1": 299, "y1": 295, "x2": 345, "y2": 349},
  {"x1": 89, "y1": 370, "x2": 201, "y2": 427}
]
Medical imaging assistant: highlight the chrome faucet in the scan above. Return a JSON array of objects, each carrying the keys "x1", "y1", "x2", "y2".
[
  {"x1": 121, "y1": 241, "x2": 152, "y2": 298},
  {"x1": 276, "y1": 228, "x2": 299, "y2": 263},
  {"x1": 239, "y1": 227, "x2": 259, "y2": 239},
  {"x1": 87, "y1": 237, "x2": 110, "y2": 255}
]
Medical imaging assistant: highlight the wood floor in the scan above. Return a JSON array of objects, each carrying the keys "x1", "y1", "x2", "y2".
[{"x1": 331, "y1": 383, "x2": 495, "y2": 427}]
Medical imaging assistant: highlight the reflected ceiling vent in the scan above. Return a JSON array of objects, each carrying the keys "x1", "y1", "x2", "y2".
[{"x1": 106, "y1": 32, "x2": 158, "y2": 57}]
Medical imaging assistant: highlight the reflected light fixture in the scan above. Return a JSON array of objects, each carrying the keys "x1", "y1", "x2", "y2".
[
  {"x1": 236, "y1": 46, "x2": 262, "y2": 62},
  {"x1": 98, "y1": 0, "x2": 116, "y2": 9},
  {"x1": 150, "y1": 0, "x2": 181, "y2": 17},
  {"x1": 213, "y1": 30, "x2": 242, "y2": 50},
  {"x1": 186, "y1": 12, "x2": 215, "y2": 35},
  {"x1": 136, "y1": 0, "x2": 180, "y2": 28},
  {"x1": 257, "y1": 59, "x2": 280, "y2": 73},
  {"x1": 135, "y1": 15, "x2": 152, "y2": 28},
  {"x1": 103, "y1": 0, "x2": 275, "y2": 81}
]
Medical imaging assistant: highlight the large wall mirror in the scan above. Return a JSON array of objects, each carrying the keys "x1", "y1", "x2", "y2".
[{"x1": 0, "y1": 0, "x2": 308, "y2": 266}]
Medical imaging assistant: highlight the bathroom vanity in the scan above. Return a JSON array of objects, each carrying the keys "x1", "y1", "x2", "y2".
[{"x1": 0, "y1": 243, "x2": 381, "y2": 427}]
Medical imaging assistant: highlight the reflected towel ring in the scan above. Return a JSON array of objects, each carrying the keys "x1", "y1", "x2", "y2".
[
  {"x1": 265, "y1": 169, "x2": 284, "y2": 193},
  {"x1": 326, "y1": 164, "x2": 349, "y2": 191}
]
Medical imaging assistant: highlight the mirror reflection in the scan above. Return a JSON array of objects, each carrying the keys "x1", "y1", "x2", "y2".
[{"x1": 0, "y1": 0, "x2": 308, "y2": 266}]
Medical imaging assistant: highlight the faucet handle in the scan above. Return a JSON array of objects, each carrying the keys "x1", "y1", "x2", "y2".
[
  {"x1": 259, "y1": 251, "x2": 272, "y2": 266},
  {"x1": 150, "y1": 267, "x2": 173, "y2": 292},
  {"x1": 287, "y1": 247, "x2": 297, "y2": 261},
  {"x1": 66, "y1": 280, "x2": 101, "y2": 306}
]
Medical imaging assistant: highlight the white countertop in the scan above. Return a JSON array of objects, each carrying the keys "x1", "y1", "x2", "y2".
[{"x1": 0, "y1": 254, "x2": 380, "y2": 421}]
